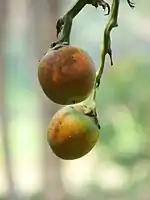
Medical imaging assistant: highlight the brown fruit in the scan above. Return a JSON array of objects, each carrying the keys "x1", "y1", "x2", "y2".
[
  {"x1": 38, "y1": 45, "x2": 96, "y2": 105},
  {"x1": 47, "y1": 103, "x2": 100, "y2": 160}
]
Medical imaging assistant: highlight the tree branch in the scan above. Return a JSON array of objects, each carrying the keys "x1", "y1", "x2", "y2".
[
  {"x1": 91, "y1": 0, "x2": 119, "y2": 101},
  {"x1": 51, "y1": 0, "x2": 110, "y2": 50},
  {"x1": 93, "y1": 0, "x2": 135, "y2": 99}
]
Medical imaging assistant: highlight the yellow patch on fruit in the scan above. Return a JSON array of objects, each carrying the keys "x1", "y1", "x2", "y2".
[{"x1": 47, "y1": 104, "x2": 100, "y2": 160}]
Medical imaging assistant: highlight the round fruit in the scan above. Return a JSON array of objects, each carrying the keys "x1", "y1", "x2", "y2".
[
  {"x1": 38, "y1": 45, "x2": 96, "y2": 105},
  {"x1": 47, "y1": 103, "x2": 100, "y2": 160}
]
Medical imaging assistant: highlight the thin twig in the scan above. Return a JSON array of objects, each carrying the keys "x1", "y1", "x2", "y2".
[
  {"x1": 93, "y1": 0, "x2": 120, "y2": 100},
  {"x1": 93, "y1": 0, "x2": 135, "y2": 100},
  {"x1": 51, "y1": 0, "x2": 110, "y2": 50}
]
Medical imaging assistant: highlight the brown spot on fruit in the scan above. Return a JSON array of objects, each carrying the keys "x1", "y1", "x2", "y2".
[
  {"x1": 38, "y1": 46, "x2": 96, "y2": 105},
  {"x1": 47, "y1": 104, "x2": 100, "y2": 160}
]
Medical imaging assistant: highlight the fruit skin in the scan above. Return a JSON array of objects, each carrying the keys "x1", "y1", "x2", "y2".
[
  {"x1": 47, "y1": 103, "x2": 100, "y2": 160},
  {"x1": 38, "y1": 45, "x2": 96, "y2": 105}
]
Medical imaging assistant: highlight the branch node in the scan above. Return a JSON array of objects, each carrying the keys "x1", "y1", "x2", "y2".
[
  {"x1": 50, "y1": 42, "x2": 69, "y2": 50},
  {"x1": 90, "y1": 0, "x2": 110, "y2": 15},
  {"x1": 108, "y1": 49, "x2": 113, "y2": 66}
]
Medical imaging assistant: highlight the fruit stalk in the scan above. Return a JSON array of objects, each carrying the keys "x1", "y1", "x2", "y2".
[
  {"x1": 93, "y1": 0, "x2": 120, "y2": 100},
  {"x1": 93, "y1": 0, "x2": 134, "y2": 100},
  {"x1": 93, "y1": 0, "x2": 134, "y2": 98},
  {"x1": 51, "y1": 0, "x2": 110, "y2": 49}
]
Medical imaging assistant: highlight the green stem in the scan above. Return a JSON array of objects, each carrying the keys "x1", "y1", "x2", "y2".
[
  {"x1": 51, "y1": 0, "x2": 88, "y2": 49},
  {"x1": 93, "y1": 0, "x2": 120, "y2": 100},
  {"x1": 51, "y1": 0, "x2": 110, "y2": 49}
]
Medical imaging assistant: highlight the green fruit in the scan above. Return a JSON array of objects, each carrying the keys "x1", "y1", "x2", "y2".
[{"x1": 47, "y1": 103, "x2": 100, "y2": 160}]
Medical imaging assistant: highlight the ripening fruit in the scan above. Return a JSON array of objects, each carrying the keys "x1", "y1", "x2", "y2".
[
  {"x1": 38, "y1": 45, "x2": 96, "y2": 105},
  {"x1": 47, "y1": 103, "x2": 100, "y2": 160}
]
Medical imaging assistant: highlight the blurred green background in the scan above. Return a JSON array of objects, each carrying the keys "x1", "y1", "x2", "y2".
[{"x1": 0, "y1": 0, "x2": 150, "y2": 199}]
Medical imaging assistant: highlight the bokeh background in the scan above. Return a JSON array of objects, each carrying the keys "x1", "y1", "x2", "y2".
[{"x1": 0, "y1": 0, "x2": 150, "y2": 199}]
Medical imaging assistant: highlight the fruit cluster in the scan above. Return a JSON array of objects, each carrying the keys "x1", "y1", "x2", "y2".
[
  {"x1": 37, "y1": 0, "x2": 135, "y2": 160},
  {"x1": 38, "y1": 45, "x2": 100, "y2": 160}
]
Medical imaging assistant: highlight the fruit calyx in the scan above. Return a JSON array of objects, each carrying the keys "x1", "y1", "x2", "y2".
[{"x1": 73, "y1": 98, "x2": 101, "y2": 130}]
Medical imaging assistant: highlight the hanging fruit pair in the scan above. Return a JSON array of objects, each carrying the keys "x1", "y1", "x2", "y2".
[
  {"x1": 38, "y1": 44, "x2": 100, "y2": 160},
  {"x1": 38, "y1": 0, "x2": 134, "y2": 160}
]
